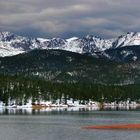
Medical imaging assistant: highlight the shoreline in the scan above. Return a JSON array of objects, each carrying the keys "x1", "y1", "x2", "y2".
[{"x1": 0, "y1": 104, "x2": 139, "y2": 110}]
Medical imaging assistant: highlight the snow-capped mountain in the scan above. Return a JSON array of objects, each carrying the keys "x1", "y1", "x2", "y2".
[
  {"x1": 112, "y1": 32, "x2": 140, "y2": 48},
  {"x1": 0, "y1": 31, "x2": 140, "y2": 61}
]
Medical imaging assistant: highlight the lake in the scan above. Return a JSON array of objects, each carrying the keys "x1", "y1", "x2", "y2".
[{"x1": 0, "y1": 107, "x2": 140, "y2": 140}]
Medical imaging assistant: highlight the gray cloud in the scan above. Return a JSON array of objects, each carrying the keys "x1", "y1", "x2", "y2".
[{"x1": 0, "y1": 0, "x2": 140, "y2": 38}]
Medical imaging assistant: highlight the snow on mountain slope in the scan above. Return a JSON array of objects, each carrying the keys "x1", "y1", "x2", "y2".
[
  {"x1": 0, "y1": 32, "x2": 28, "y2": 56},
  {"x1": 112, "y1": 32, "x2": 140, "y2": 48},
  {"x1": 0, "y1": 31, "x2": 140, "y2": 57},
  {"x1": 123, "y1": 32, "x2": 140, "y2": 46},
  {"x1": 65, "y1": 37, "x2": 83, "y2": 53}
]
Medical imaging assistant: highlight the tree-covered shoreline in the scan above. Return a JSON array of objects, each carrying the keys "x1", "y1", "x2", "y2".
[{"x1": 0, "y1": 74, "x2": 140, "y2": 106}]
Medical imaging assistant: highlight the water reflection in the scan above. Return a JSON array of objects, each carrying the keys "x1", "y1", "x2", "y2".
[{"x1": 0, "y1": 106, "x2": 140, "y2": 115}]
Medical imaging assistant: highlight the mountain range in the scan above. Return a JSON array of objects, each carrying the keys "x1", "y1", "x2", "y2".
[
  {"x1": 0, "y1": 31, "x2": 140, "y2": 84},
  {"x1": 1, "y1": 31, "x2": 140, "y2": 62}
]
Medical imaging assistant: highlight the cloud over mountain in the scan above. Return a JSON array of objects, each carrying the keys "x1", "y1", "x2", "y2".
[{"x1": 0, "y1": 0, "x2": 140, "y2": 38}]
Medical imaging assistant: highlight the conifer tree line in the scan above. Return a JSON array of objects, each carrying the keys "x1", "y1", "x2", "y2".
[{"x1": 0, "y1": 74, "x2": 140, "y2": 105}]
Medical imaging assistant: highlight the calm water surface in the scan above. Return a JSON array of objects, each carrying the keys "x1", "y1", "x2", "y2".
[{"x1": 0, "y1": 108, "x2": 140, "y2": 140}]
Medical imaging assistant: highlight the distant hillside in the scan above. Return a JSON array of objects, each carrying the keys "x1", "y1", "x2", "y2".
[{"x1": 0, "y1": 49, "x2": 140, "y2": 84}]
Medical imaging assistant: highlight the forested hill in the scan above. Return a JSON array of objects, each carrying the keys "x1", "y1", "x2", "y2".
[
  {"x1": 0, "y1": 49, "x2": 140, "y2": 84},
  {"x1": 0, "y1": 74, "x2": 140, "y2": 104}
]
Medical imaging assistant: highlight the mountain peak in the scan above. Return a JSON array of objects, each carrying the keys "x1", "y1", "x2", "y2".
[
  {"x1": 0, "y1": 31, "x2": 140, "y2": 58},
  {"x1": 66, "y1": 37, "x2": 79, "y2": 42},
  {"x1": 0, "y1": 31, "x2": 16, "y2": 41},
  {"x1": 0, "y1": 31, "x2": 13, "y2": 35}
]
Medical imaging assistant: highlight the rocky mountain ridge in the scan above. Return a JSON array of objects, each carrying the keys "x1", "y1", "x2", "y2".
[{"x1": 1, "y1": 32, "x2": 140, "y2": 61}]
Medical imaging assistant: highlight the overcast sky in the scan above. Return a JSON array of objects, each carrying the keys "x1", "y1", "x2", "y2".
[{"x1": 0, "y1": 0, "x2": 139, "y2": 39}]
